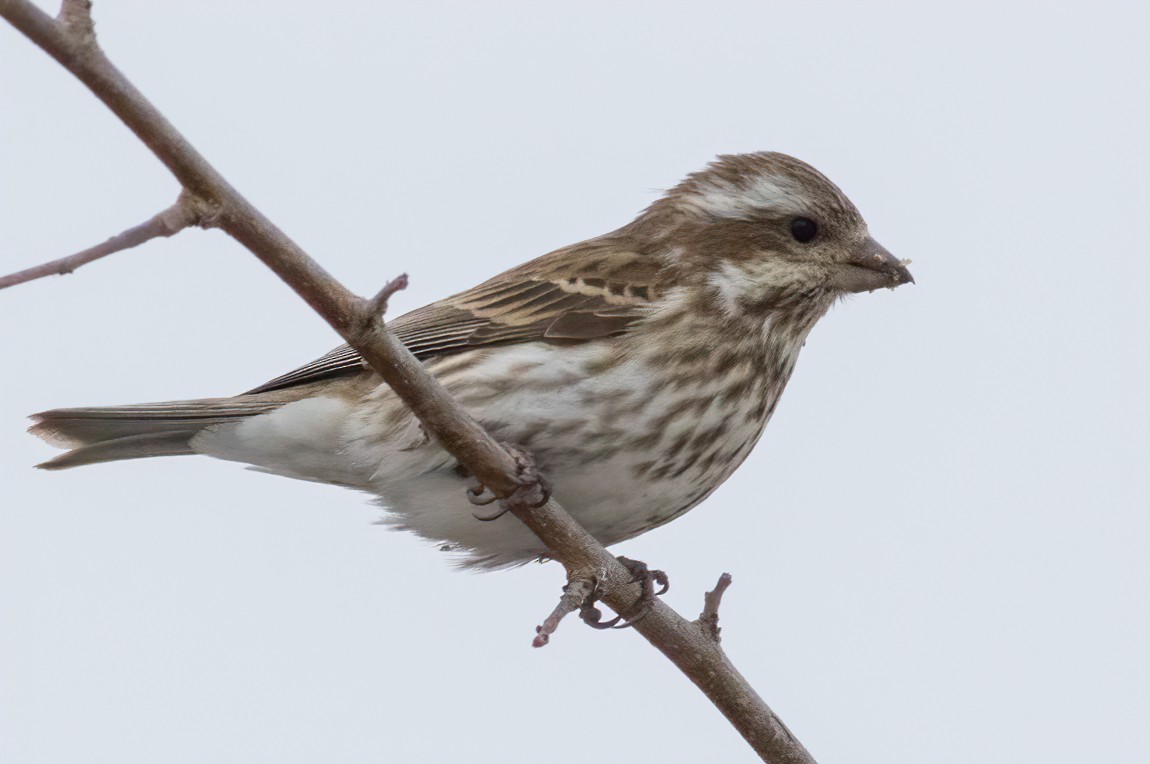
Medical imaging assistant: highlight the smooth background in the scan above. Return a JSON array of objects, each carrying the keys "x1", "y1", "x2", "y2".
[{"x1": 2, "y1": 2, "x2": 1147, "y2": 762}]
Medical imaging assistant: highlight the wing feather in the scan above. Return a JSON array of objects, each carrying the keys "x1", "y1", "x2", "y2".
[{"x1": 246, "y1": 240, "x2": 662, "y2": 395}]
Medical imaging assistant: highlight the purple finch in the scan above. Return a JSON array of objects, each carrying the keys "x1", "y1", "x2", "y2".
[{"x1": 31, "y1": 152, "x2": 912, "y2": 568}]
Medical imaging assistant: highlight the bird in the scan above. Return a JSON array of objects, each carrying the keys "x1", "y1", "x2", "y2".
[{"x1": 30, "y1": 152, "x2": 913, "y2": 569}]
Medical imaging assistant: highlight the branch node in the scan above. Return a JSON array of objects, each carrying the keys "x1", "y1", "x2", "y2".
[
  {"x1": 176, "y1": 189, "x2": 222, "y2": 230},
  {"x1": 698, "y1": 572, "x2": 734, "y2": 643}
]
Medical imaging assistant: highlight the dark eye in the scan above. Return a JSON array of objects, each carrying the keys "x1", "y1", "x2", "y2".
[{"x1": 790, "y1": 217, "x2": 818, "y2": 243}]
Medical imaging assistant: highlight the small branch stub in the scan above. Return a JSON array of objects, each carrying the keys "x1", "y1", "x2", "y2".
[
  {"x1": 699, "y1": 572, "x2": 734, "y2": 643},
  {"x1": 533, "y1": 576, "x2": 595, "y2": 648},
  {"x1": 365, "y1": 272, "x2": 409, "y2": 320},
  {"x1": 56, "y1": 0, "x2": 94, "y2": 43}
]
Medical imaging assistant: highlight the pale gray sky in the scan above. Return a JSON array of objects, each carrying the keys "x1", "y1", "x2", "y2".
[{"x1": 2, "y1": 2, "x2": 1147, "y2": 762}]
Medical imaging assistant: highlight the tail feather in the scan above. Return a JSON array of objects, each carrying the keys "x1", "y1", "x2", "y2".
[
  {"x1": 29, "y1": 397, "x2": 288, "y2": 470},
  {"x1": 36, "y1": 431, "x2": 200, "y2": 470}
]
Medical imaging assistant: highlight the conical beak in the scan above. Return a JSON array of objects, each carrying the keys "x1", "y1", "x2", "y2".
[{"x1": 830, "y1": 237, "x2": 914, "y2": 293}]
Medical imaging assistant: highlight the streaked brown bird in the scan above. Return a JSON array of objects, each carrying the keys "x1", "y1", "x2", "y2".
[{"x1": 31, "y1": 152, "x2": 913, "y2": 568}]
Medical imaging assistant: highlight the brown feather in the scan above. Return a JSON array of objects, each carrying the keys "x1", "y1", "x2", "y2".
[{"x1": 246, "y1": 238, "x2": 664, "y2": 394}]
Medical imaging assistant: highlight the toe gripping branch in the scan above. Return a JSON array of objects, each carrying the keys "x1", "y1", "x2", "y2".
[
  {"x1": 457, "y1": 445, "x2": 669, "y2": 647},
  {"x1": 580, "y1": 557, "x2": 670, "y2": 629},
  {"x1": 533, "y1": 556, "x2": 670, "y2": 648},
  {"x1": 468, "y1": 442, "x2": 552, "y2": 521}
]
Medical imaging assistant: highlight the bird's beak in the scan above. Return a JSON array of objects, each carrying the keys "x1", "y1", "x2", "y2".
[{"x1": 828, "y1": 237, "x2": 915, "y2": 294}]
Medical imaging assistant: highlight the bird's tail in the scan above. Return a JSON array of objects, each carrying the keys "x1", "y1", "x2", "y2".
[{"x1": 29, "y1": 396, "x2": 289, "y2": 470}]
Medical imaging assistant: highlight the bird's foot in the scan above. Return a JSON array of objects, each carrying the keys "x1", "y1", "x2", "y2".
[
  {"x1": 465, "y1": 442, "x2": 551, "y2": 521},
  {"x1": 534, "y1": 557, "x2": 670, "y2": 646},
  {"x1": 578, "y1": 596, "x2": 624, "y2": 629},
  {"x1": 617, "y1": 555, "x2": 671, "y2": 599},
  {"x1": 579, "y1": 556, "x2": 669, "y2": 630},
  {"x1": 500, "y1": 441, "x2": 552, "y2": 510},
  {"x1": 466, "y1": 482, "x2": 504, "y2": 520}
]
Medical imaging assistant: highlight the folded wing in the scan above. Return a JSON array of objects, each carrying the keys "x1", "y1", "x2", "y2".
[{"x1": 248, "y1": 243, "x2": 662, "y2": 394}]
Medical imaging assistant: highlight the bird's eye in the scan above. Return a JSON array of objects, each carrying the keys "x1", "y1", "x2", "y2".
[{"x1": 790, "y1": 217, "x2": 818, "y2": 243}]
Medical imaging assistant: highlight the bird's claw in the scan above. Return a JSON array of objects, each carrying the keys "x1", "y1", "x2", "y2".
[
  {"x1": 467, "y1": 483, "x2": 508, "y2": 521},
  {"x1": 465, "y1": 442, "x2": 551, "y2": 521},
  {"x1": 617, "y1": 555, "x2": 670, "y2": 599},
  {"x1": 579, "y1": 599, "x2": 624, "y2": 630},
  {"x1": 466, "y1": 483, "x2": 497, "y2": 506},
  {"x1": 501, "y1": 441, "x2": 552, "y2": 510},
  {"x1": 577, "y1": 556, "x2": 670, "y2": 631}
]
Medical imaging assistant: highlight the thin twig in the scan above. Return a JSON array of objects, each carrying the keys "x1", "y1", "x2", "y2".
[
  {"x1": 0, "y1": 193, "x2": 209, "y2": 290},
  {"x1": 699, "y1": 572, "x2": 734, "y2": 642},
  {"x1": 365, "y1": 272, "x2": 409, "y2": 321},
  {"x1": 534, "y1": 576, "x2": 596, "y2": 648}
]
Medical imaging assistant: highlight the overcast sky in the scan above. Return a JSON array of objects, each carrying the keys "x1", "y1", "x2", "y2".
[{"x1": 2, "y1": 2, "x2": 1147, "y2": 762}]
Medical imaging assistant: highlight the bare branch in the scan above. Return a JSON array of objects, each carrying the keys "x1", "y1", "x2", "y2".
[
  {"x1": 0, "y1": 193, "x2": 209, "y2": 291},
  {"x1": 699, "y1": 572, "x2": 734, "y2": 643},
  {"x1": 0, "y1": 3, "x2": 818, "y2": 762},
  {"x1": 508, "y1": 499, "x2": 815, "y2": 762}
]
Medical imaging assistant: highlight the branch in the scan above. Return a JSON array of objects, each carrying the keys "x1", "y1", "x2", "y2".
[
  {"x1": 534, "y1": 575, "x2": 595, "y2": 648},
  {"x1": 700, "y1": 572, "x2": 734, "y2": 642},
  {"x1": 364, "y1": 272, "x2": 410, "y2": 320},
  {"x1": 513, "y1": 500, "x2": 812, "y2": 761},
  {"x1": 0, "y1": 192, "x2": 211, "y2": 290},
  {"x1": 0, "y1": 3, "x2": 817, "y2": 762}
]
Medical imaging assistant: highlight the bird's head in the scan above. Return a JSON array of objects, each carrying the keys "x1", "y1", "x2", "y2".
[{"x1": 635, "y1": 152, "x2": 912, "y2": 315}]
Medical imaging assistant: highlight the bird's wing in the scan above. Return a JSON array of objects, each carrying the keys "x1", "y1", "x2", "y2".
[{"x1": 245, "y1": 242, "x2": 661, "y2": 394}]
